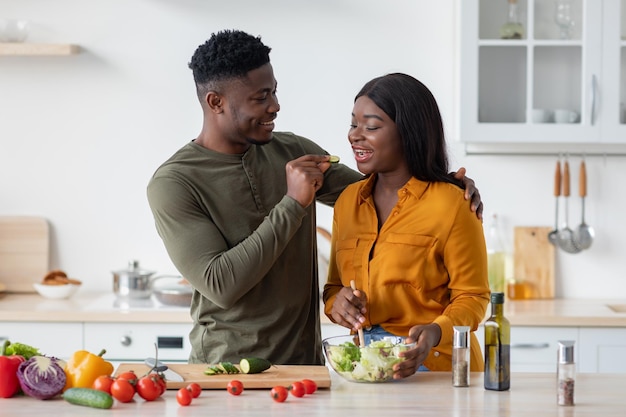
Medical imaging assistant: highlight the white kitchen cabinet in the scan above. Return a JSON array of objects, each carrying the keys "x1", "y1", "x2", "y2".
[
  {"x1": 578, "y1": 327, "x2": 626, "y2": 373},
  {"x1": 459, "y1": 0, "x2": 626, "y2": 147},
  {"x1": 0, "y1": 322, "x2": 83, "y2": 360},
  {"x1": 84, "y1": 323, "x2": 192, "y2": 363},
  {"x1": 475, "y1": 325, "x2": 578, "y2": 372}
]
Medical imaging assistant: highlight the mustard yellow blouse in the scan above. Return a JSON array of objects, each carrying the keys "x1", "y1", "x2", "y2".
[{"x1": 323, "y1": 175, "x2": 490, "y2": 371}]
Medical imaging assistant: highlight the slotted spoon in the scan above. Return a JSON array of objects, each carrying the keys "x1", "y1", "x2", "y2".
[{"x1": 574, "y1": 159, "x2": 594, "y2": 249}]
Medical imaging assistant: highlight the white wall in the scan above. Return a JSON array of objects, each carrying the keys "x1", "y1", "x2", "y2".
[{"x1": 1, "y1": 0, "x2": 623, "y2": 298}]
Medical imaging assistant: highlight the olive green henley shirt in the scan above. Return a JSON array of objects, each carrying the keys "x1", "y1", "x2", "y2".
[{"x1": 147, "y1": 132, "x2": 361, "y2": 365}]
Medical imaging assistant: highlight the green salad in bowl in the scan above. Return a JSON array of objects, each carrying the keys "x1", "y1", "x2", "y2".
[{"x1": 322, "y1": 334, "x2": 414, "y2": 382}]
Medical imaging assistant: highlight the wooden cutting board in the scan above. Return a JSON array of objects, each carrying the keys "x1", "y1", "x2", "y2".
[
  {"x1": 114, "y1": 363, "x2": 331, "y2": 390},
  {"x1": 0, "y1": 216, "x2": 50, "y2": 292},
  {"x1": 513, "y1": 226, "x2": 555, "y2": 299}
]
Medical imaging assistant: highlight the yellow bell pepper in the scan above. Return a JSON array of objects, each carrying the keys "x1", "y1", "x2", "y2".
[{"x1": 63, "y1": 349, "x2": 114, "y2": 390}]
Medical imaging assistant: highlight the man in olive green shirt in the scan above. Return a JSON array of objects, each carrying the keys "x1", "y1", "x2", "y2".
[{"x1": 147, "y1": 30, "x2": 481, "y2": 365}]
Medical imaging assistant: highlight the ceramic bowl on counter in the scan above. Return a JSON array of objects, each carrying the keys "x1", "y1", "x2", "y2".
[
  {"x1": 0, "y1": 19, "x2": 30, "y2": 43},
  {"x1": 322, "y1": 334, "x2": 414, "y2": 383},
  {"x1": 33, "y1": 283, "x2": 80, "y2": 299}
]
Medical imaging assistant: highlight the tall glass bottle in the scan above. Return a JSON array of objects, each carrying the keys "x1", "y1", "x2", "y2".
[
  {"x1": 484, "y1": 292, "x2": 510, "y2": 391},
  {"x1": 486, "y1": 213, "x2": 506, "y2": 294},
  {"x1": 500, "y1": 0, "x2": 525, "y2": 40}
]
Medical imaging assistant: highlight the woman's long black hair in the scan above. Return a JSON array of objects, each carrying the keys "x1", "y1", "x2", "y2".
[{"x1": 355, "y1": 73, "x2": 460, "y2": 187}]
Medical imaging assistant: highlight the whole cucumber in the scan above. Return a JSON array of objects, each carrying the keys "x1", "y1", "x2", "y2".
[{"x1": 63, "y1": 388, "x2": 114, "y2": 409}]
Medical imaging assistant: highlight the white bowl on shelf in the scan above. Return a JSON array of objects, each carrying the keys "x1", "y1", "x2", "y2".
[
  {"x1": 0, "y1": 19, "x2": 30, "y2": 43},
  {"x1": 33, "y1": 283, "x2": 80, "y2": 299}
]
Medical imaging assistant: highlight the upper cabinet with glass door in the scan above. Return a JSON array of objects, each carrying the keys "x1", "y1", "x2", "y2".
[{"x1": 459, "y1": 0, "x2": 626, "y2": 147}]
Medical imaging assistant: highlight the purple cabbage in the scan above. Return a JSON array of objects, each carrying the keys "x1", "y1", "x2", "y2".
[{"x1": 16, "y1": 356, "x2": 67, "y2": 400}]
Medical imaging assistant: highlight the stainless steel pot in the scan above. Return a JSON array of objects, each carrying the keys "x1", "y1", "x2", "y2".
[{"x1": 112, "y1": 260, "x2": 156, "y2": 299}]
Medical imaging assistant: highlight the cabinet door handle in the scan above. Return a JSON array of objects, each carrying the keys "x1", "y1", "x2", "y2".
[
  {"x1": 590, "y1": 74, "x2": 598, "y2": 126},
  {"x1": 511, "y1": 343, "x2": 550, "y2": 349}
]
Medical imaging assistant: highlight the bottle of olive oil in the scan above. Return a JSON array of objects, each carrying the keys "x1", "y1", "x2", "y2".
[
  {"x1": 500, "y1": 0, "x2": 525, "y2": 40},
  {"x1": 484, "y1": 292, "x2": 510, "y2": 391}
]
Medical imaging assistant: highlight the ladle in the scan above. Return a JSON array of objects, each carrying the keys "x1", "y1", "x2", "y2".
[
  {"x1": 547, "y1": 159, "x2": 561, "y2": 246},
  {"x1": 558, "y1": 158, "x2": 582, "y2": 253},
  {"x1": 574, "y1": 159, "x2": 594, "y2": 249}
]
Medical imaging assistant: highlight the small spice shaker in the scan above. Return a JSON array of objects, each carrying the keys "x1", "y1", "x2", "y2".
[
  {"x1": 557, "y1": 340, "x2": 576, "y2": 406},
  {"x1": 452, "y1": 326, "x2": 470, "y2": 387}
]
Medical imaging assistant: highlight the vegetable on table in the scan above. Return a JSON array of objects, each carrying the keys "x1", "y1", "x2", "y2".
[
  {"x1": 63, "y1": 349, "x2": 114, "y2": 390},
  {"x1": 270, "y1": 385, "x2": 288, "y2": 403},
  {"x1": 176, "y1": 387, "x2": 192, "y2": 406},
  {"x1": 204, "y1": 358, "x2": 272, "y2": 375},
  {"x1": 204, "y1": 361, "x2": 239, "y2": 375},
  {"x1": 63, "y1": 387, "x2": 113, "y2": 409},
  {"x1": 2, "y1": 340, "x2": 41, "y2": 360},
  {"x1": 227, "y1": 379, "x2": 244, "y2": 396},
  {"x1": 0, "y1": 340, "x2": 26, "y2": 398},
  {"x1": 16, "y1": 355, "x2": 67, "y2": 400},
  {"x1": 239, "y1": 358, "x2": 271, "y2": 374}
]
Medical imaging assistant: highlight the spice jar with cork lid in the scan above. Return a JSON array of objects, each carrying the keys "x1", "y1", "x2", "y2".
[
  {"x1": 452, "y1": 326, "x2": 470, "y2": 387},
  {"x1": 557, "y1": 340, "x2": 576, "y2": 406}
]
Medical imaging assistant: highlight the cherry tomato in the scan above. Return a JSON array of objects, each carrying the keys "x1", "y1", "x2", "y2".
[
  {"x1": 301, "y1": 379, "x2": 317, "y2": 395},
  {"x1": 111, "y1": 378, "x2": 136, "y2": 403},
  {"x1": 116, "y1": 371, "x2": 138, "y2": 386},
  {"x1": 92, "y1": 375, "x2": 114, "y2": 394},
  {"x1": 177, "y1": 387, "x2": 192, "y2": 406},
  {"x1": 153, "y1": 373, "x2": 167, "y2": 395},
  {"x1": 186, "y1": 382, "x2": 202, "y2": 398},
  {"x1": 136, "y1": 375, "x2": 162, "y2": 401},
  {"x1": 270, "y1": 385, "x2": 288, "y2": 403},
  {"x1": 289, "y1": 381, "x2": 306, "y2": 398},
  {"x1": 227, "y1": 380, "x2": 244, "y2": 396}
]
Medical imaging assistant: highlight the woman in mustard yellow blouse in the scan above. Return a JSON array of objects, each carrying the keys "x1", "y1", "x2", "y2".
[{"x1": 323, "y1": 73, "x2": 490, "y2": 378}]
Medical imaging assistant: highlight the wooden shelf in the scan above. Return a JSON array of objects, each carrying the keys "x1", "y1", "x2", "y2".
[{"x1": 0, "y1": 43, "x2": 80, "y2": 56}]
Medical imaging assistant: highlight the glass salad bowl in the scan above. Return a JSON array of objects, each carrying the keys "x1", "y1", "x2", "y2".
[{"x1": 322, "y1": 334, "x2": 415, "y2": 383}]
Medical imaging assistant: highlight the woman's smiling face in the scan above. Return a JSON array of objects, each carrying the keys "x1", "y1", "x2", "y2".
[{"x1": 348, "y1": 95, "x2": 407, "y2": 176}]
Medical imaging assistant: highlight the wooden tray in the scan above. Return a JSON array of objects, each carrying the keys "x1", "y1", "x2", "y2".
[{"x1": 115, "y1": 363, "x2": 331, "y2": 390}]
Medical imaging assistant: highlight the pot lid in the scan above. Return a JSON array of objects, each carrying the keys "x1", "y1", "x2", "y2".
[{"x1": 113, "y1": 260, "x2": 155, "y2": 276}]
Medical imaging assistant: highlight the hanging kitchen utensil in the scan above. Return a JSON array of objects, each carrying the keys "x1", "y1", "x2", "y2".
[
  {"x1": 547, "y1": 159, "x2": 561, "y2": 246},
  {"x1": 557, "y1": 158, "x2": 582, "y2": 254},
  {"x1": 574, "y1": 159, "x2": 594, "y2": 249}
]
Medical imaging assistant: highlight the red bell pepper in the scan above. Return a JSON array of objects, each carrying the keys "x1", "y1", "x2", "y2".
[{"x1": 0, "y1": 340, "x2": 26, "y2": 398}]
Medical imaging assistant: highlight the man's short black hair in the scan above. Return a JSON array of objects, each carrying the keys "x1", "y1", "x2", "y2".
[{"x1": 188, "y1": 29, "x2": 272, "y2": 87}]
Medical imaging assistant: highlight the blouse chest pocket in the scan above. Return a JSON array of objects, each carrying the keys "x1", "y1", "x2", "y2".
[
  {"x1": 335, "y1": 237, "x2": 372, "y2": 282},
  {"x1": 372, "y1": 233, "x2": 439, "y2": 286}
]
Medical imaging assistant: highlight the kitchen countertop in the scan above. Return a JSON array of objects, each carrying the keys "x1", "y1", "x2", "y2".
[
  {"x1": 1, "y1": 292, "x2": 626, "y2": 326},
  {"x1": 0, "y1": 372, "x2": 624, "y2": 416}
]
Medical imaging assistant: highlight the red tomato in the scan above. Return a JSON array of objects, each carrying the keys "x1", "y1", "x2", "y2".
[
  {"x1": 270, "y1": 385, "x2": 288, "y2": 402},
  {"x1": 136, "y1": 375, "x2": 162, "y2": 401},
  {"x1": 290, "y1": 381, "x2": 306, "y2": 398},
  {"x1": 116, "y1": 371, "x2": 138, "y2": 386},
  {"x1": 186, "y1": 382, "x2": 202, "y2": 398},
  {"x1": 227, "y1": 380, "x2": 244, "y2": 396},
  {"x1": 301, "y1": 379, "x2": 318, "y2": 395},
  {"x1": 92, "y1": 375, "x2": 114, "y2": 394},
  {"x1": 177, "y1": 387, "x2": 192, "y2": 406},
  {"x1": 111, "y1": 378, "x2": 136, "y2": 403},
  {"x1": 153, "y1": 373, "x2": 167, "y2": 395}
]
